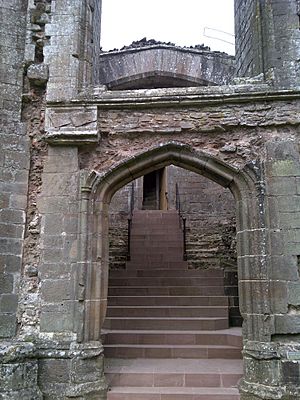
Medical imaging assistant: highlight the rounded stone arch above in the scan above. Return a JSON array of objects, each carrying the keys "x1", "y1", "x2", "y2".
[{"x1": 97, "y1": 46, "x2": 235, "y2": 89}]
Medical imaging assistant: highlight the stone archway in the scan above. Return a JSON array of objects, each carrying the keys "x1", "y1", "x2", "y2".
[{"x1": 78, "y1": 142, "x2": 266, "y2": 360}]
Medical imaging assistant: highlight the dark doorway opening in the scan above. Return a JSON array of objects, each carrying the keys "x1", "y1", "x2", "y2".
[{"x1": 142, "y1": 167, "x2": 167, "y2": 210}]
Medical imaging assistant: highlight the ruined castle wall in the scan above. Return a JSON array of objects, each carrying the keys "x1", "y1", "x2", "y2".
[
  {"x1": 44, "y1": 0, "x2": 102, "y2": 102},
  {"x1": 167, "y1": 166, "x2": 236, "y2": 270},
  {"x1": 235, "y1": 0, "x2": 263, "y2": 78},
  {"x1": 0, "y1": 0, "x2": 30, "y2": 338},
  {"x1": 235, "y1": 0, "x2": 300, "y2": 88}
]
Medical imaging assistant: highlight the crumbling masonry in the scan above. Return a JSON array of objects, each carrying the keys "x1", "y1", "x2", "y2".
[{"x1": 2, "y1": 0, "x2": 300, "y2": 399}]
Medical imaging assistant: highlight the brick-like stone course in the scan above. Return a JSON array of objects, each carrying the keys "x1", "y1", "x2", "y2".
[{"x1": 0, "y1": 0, "x2": 30, "y2": 339}]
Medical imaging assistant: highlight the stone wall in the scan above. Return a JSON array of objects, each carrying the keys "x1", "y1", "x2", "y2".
[
  {"x1": 0, "y1": 0, "x2": 29, "y2": 339},
  {"x1": 168, "y1": 166, "x2": 236, "y2": 269},
  {"x1": 235, "y1": 0, "x2": 300, "y2": 88},
  {"x1": 235, "y1": 0, "x2": 262, "y2": 78}
]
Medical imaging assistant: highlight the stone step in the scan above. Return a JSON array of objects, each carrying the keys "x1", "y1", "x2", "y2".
[
  {"x1": 108, "y1": 277, "x2": 224, "y2": 287},
  {"x1": 109, "y1": 268, "x2": 224, "y2": 278},
  {"x1": 130, "y1": 249, "x2": 184, "y2": 257},
  {"x1": 103, "y1": 317, "x2": 229, "y2": 330},
  {"x1": 107, "y1": 295, "x2": 228, "y2": 306},
  {"x1": 130, "y1": 242, "x2": 183, "y2": 250},
  {"x1": 108, "y1": 286, "x2": 225, "y2": 296},
  {"x1": 107, "y1": 386, "x2": 240, "y2": 399},
  {"x1": 128, "y1": 253, "x2": 185, "y2": 262},
  {"x1": 105, "y1": 358, "x2": 242, "y2": 398},
  {"x1": 131, "y1": 233, "x2": 182, "y2": 240},
  {"x1": 101, "y1": 328, "x2": 242, "y2": 347},
  {"x1": 104, "y1": 344, "x2": 242, "y2": 359},
  {"x1": 126, "y1": 261, "x2": 188, "y2": 269},
  {"x1": 106, "y1": 306, "x2": 228, "y2": 318}
]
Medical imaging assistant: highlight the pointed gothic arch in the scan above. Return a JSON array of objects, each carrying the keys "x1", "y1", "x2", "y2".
[{"x1": 77, "y1": 142, "x2": 267, "y2": 345}]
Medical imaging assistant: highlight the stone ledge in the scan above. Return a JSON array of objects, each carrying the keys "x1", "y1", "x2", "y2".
[{"x1": 45, "y1": 130, "x2": 99, "y2": 145}]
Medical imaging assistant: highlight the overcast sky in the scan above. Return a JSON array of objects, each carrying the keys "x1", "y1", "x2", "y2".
[{"x1": 101, "y1": 0, "x2": 235, "y2": 55}]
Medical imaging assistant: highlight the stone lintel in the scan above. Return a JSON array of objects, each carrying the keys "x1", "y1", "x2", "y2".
[
  {"x1": 73, "y1": 85, "x2": 300, "y2": 109},
  {"x1": 45, "y1": 130, "x2": 99, "y2": 145},
  {"x1": 45, "y1": 105, "x2": 99, "y2": 146}
]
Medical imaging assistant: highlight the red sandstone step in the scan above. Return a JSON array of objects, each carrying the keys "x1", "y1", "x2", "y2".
[
  {"x1": 109, "y1": 269, "x2": 224, "y2": 278},
  {"x1": 107, "y1": 386, "x2": 240, "y2": 399},
  {"x1": 128, "y1": 253, "x2": 185, "y2": 262},
  {"x1": 106, "y1": 306, "x2": 228, "y2": 318},
  {"x1": 101, "y1": 328, "x2": 242, "y2": 347},
  {"x1": 104, "y1": 344, "x2": 242, "y2": 359},
  {"x1": 108, "y1": 286, "x2": 225, "y2": 296},
  {"x1": 103, "y1": 317, "x2": 229, "y2": 330},
  {"x1": 131, "y1": 234, "x2": 182, "y2": 241},
  {"x1": 105, "y1": 358, "x2": 242, "y2": 399},
  {"x1": 108, "y1": 277, "x2": 224, "y2": 287},
  {"x1": 126, "y1": 261, "x2": 188, "y2": 269},
  {"x1": 107, "y1": 295, "x2": 228, "y2": 306}
]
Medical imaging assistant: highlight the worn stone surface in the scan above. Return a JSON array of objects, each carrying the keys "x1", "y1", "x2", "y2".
[
  {"x1": 2, "y1": 1, "x2": 300, "y2": 399},
  {"x1": 97, "y1": 45, "x2": 235, "y2": 89}
]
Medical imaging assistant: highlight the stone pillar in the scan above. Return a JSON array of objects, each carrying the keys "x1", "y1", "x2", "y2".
[
  {"x1": 239, "y1": 142, "x2": 300, "y2": 399},
  {"x1": 0, "y1": 342, "x2": 42, "y2": 400},
  {"x1": 0, "y1": 0, "x2": 29, "y2": 339},
  {"x1": 37, "y1": 341, "x2": 107, "y2": 400},
  {"x1": 44, "y1": 0, "x2": 102, "y2": 101}
]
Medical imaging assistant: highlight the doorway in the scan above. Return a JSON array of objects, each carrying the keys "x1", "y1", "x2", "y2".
[{"x1": 142, "y1": 167, "x2": 168, "y2": 210}]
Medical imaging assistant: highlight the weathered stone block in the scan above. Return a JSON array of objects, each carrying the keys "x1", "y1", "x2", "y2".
[
  {"x1": 269, "y1": 255, "x2": 299, "y2": 281},
  {"x1": 0, "y1": 294, "x2": 18, "y2": 313},
  {"x1": 0, "y1": 255, "x2": 22, "y2": 273},
  {"x1": 40, "y1": 310, "x2": 73, "y2": 333},
  {"x1": 42, "y1": 248, "x2": 65, "y2": 263},
  {"x1": 0, "y1": 314, "x2": 16, "y2": 338},
  {"x1": 287, "y1": 282, "x2": 300, "y2": 305},
  {"x1": 238, "y1": 255, "x2": 268, "y2": 280},
  {"x1": 41, "y1": 173, "x2": 79, "y2": 197},
  {"x1": 277, "y1": 196, "x2": 300, "y2": 212},
  {"x1": 41, "y1": 214, "x2": 65, "y2": 236},
  {"x1": 0, "y1": 274, "x2": 13, "y2": 293},
  {"x1": 270, "y1": 280, "x2": 288, "y2": 313},
  {"x1": 39, "y1": 262, "x2": 71, "y2": 279},
  {"x1": 0, "y1": 209, "x2": 25, "y2": 224},
  {"x1": 41, "y1": 279, "x2": 72, "y2": 302},
  {"x1": 244, "y1": 356, "x2": 281, "y2": 386},
  {"x1": 270, "y1": 160, "x2": 300, "y2": 177},
  {"x1": 239, "y1": 280, "x2": 270, "y2": 314},
  {"x1": 267, "y1": 177, "x2": 297, "y2": 196},
  {"x1": 282, "y1": 361, "x2": 300, "y2": 385},
  {"x1": 27, "y1": 64, "x2": 49, "y2": 86},
  {"x1": 38, "y1": 359, "x2": 70, "y2": 384},
  {"x1": 275, "y1": 315, "x2": 300, "y2": 334},
  {"x1": 38, "y1": 197, "x2": 70, "y2": 214},
  {"x1": 71, "y1": 354, "x2": 104, "y2": 384}
]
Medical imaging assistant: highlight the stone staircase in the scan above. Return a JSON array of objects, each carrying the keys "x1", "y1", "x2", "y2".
[{"x1": 103, "y1": 210, "x2": 242, "y2": 400}]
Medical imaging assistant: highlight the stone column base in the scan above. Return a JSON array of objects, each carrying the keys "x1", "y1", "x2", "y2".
[
  {"x1": 37, "y1": 340, "x2": 108, "y2": 400},
  {"x1": 241, "y1": 339, "x2": 300, "y2": 400},
  {"x1": 0, "y1": 341, "x2": 42, "y2": 400}
]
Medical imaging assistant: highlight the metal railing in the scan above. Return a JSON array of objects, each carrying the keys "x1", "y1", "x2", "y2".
[
  {"x1": 127, "y1": 182, "x2": 135, "y2": 261},
  {"x1": 175, "y1": 183, "x2": 187, "y2": 261}
]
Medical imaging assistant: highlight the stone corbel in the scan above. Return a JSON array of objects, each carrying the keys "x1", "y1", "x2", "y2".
[{"x1": 45, "y1": 105, "x2": 99, "y2": 145}]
